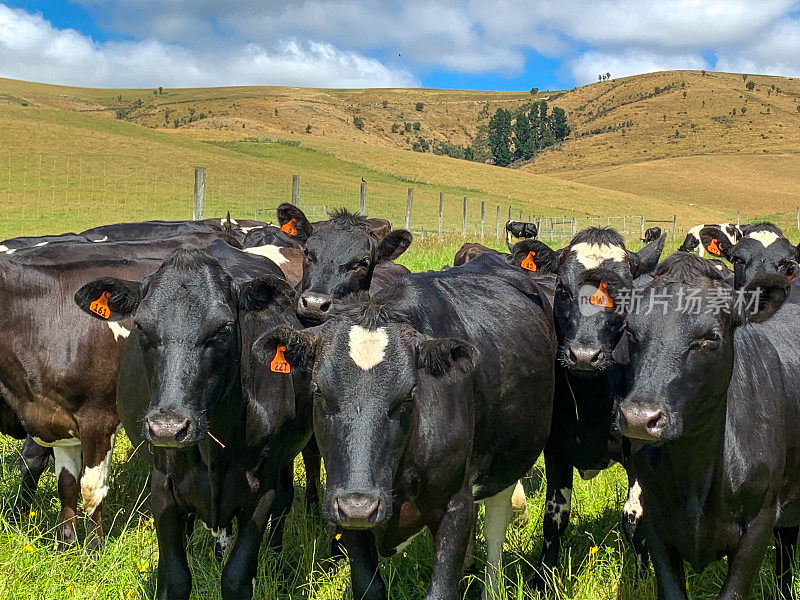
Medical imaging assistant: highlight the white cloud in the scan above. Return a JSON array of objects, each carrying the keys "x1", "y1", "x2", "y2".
[
  {"x1": 0, "y1": 4, "x2": 417, "y2": 88},
  {"x1": 570, "y1": 50, "x2": 709, "y2": 84}
]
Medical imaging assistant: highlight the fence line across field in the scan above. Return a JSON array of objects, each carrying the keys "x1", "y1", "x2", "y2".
[{"x1": 1, "y1": 155, "x2": 783, "y2": 243}]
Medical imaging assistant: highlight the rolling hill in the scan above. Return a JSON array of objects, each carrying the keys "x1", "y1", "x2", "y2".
[{"x1": 0, "y1": 70, "x2": 797, "y2": 239}]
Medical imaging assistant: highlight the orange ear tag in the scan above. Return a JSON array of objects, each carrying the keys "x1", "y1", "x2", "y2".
[
  {"x1": 281, "y1": 218, "x2": 298, "y2": 236},
  {"x1": 520, "y1": 251, "x2": 538, "y2": 272},
  {"x1": 588, "y1": 283, "x2": 613, "y2": 308},
  {"x1": 270, "y1": 345, "x2": 291, "y2": 374},
  {"x1": 89, "y1": 291, "x2": 111, "y2": 319},
  {"x1": 789, "y1": 273, "x2": 796, "y2": 282},
  {"x1": 707, "y1": 238, "x2": 722, "y2": 256}
]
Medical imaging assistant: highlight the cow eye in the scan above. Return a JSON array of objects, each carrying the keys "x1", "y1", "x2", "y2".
[
  {"x1": 303, "y1": 248, "x2": 316, "y2": 263},
  {"x1": 204, "y1": 322, "x2": 233, "y2": 345},
  {"x1": 314, "y1": 390, "x2": 338, "y2": 415},
  {"x1": 389, "y1": 394, "x2": 414, "y2": 418},
  {"x1": 135, "y1": 323, "x2": 155, "y2": 349},
  {"x1": 351, "y1": 258, "x2": 371, "y2": 271},
  {"x1": 690, "y1": 332, "x2": 720, "y2": 352}
]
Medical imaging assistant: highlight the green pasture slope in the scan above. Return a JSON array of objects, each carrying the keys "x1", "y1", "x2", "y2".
[{"x1": 0, "y1": 237, "x2": 794, "y2": 600}]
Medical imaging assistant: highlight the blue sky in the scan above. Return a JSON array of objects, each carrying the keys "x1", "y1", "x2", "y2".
[{"x1": 1, "y1": 0, "x2": 798, "y2": 89}]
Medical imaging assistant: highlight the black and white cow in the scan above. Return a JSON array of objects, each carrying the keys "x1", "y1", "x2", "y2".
[
  {"x1": 616, "y1": 252, "x2": 800, "y2": 600},
  {"x1": 296, "y1": 209, "x2": 412, "y2": 323},
  {"x1": 80, "y1": 219, "x2": 224, "y2": 242},
  {"x1": 254, "y1": 254, "x2": 556, "y2": 599},
  {"x1": 642, "y1": 227, "x2": 662, "y2": 244},
  {"x1": 679, "y1": 222, "x2": 742, "y2": 257},
  {"x1": 523, "y1": 227, "x2": 666, "y2": 586},
  {"x1": 698, "y1": 222, "x2": 799, "y2": 289},
  {"x1": 75, "y1": 244, "x2": 312, "y2": 600},
  {"x1": 505, "y1": 220, "x2": 539, "y2": 251},
  {"x1": 0, "y1": 233, "x2": 236, "y2": 548},
  {"x1": 0, "y1": 233, "x2": 90, "y2": 254}
]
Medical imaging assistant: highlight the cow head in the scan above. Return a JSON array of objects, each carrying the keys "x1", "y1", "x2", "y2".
[
  {"x1": 547, "y1": 228, "x2": 666, "y2": 374},
  {"x1": 276, "y1": 202, "x2": 313, "y2": 243},
  {"x1": 702, "y1": 223, "x2": 799, "y2": 289},
  {"x1": 297, "y1": 209, "x2": 412, "y2": 323},
  {"x1": 75, "y1": 249, "x2": 295, "y2": 448},
  {"x1": 253, "y1": 298, "x2": 476, "y2": 529},
  {"x1": 616, "y1": 253, "x2": 789, "y2": 443}
]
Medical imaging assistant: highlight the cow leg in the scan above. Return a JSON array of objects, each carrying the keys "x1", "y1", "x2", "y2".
[
  {"x1": 425, "y1": 485, "x2": 472, "y2": 600},
  {"x1": 11, "y1": 437, "x2": 51, "y2": 523},
  {"x1": 301, "y1": 438, "x2": 322, "y2": 513},
  {"x1": 719, "y1": 508, "x2": 774, "y2": 600},
  {"x1": 774, "y1": 526, "x2": 798, "y2": 600},
  {"x1": 342, "y1": 529, "x2": 385, "y2": 600},
  {"x1": 153, "y1": 469, "x2": 191, "y2": 600},
  {"x1": 534, "y1": 445, "x2": 573, "y2": 589},
  {"x1": 482, "y1": 484, "x2": 515, "y2": 600},
  {"x1": 645, "y1": 518, "x2": 687, "y2": 600},
  {"x1": 80, "y1": 433, "x2": 115, "y2": 552},
  {"x1": 622, "y1": 472, "x2": 649, "y2": 576},
  {"x1": 221, "y1": 493, "x2": 273, "y2": 600},
  {"x1": 53, "y1": 445, "x2": 81, "y2": 550},
  {"x1": 266, "y1": 464, "x2": 294, "y2": 552}
]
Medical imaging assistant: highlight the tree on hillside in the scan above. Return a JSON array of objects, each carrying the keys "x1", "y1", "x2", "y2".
[
  {"x1": 513, "y1": 111, "x2": 535, "y2": 160},
  {"x1": 551, "y1": 106, "x2": 570, "y2": 140},
  {"x1": 606, "y1": 72, "x2": 611, "y2": 80},
  {"x1": 746, "y1": 80, "x2": 755, "y2": 91},
  {"x1": 488, "y1": 108, "x2": 513, "y2": 166},
  {"x1": 415, "y1": 102, "x2": 425, "y2": 111}
]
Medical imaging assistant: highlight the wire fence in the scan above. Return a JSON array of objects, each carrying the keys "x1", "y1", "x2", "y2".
[{"x1": 3, "y1": 152, "x2": 782, "y2": 245}]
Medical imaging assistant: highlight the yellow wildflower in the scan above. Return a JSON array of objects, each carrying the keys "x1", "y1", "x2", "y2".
[
  {"x1": 23, "y1": 544, "x2": 34, "y2": 553},
  {"x1": 589, "y1": 545, "x2": 599, "y2": 555}
]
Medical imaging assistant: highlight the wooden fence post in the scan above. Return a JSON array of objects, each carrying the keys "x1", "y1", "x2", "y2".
[
  {"x1": 672, "y1": 215, "x2": 677, "y2": 240},
  {"x1": 495, "y1": 205, "x2": 500, "y2": 240},
  {"x1": 571, "y1": 217, "x2": 577, "y2": 236},
  {"x1": 736, "y1": 211, "x2": 740, "y2": 226},
  {"x1": 438, "y1": 192, "x2": 444, "y2": 240},
  {"x1": 462, "y1": 197, "x2": 468, "y2": 236},
  {"x1": 291, "y1": 174, "x2": 300, "y2": 206},
  {"x1": 508, "y1": 206, "x2": 512, "y2": 222},
  {"x1": 360, "y1": 180, "x2": 367, "y2": 215},
  {"x1": 480, "y1": 201, "x2": 486, "y2": 239},
  {"x1": 640, "y1": 216, "x2": 645, "y2": 240},
  {"x1": 405, "y1": 188, "x2": 414, "y2": 230},
  {"x1": 796, "y1": 207, "x2": 799, "y2": 231},
  {"x1": 193, "y1": 166, "x2": 205, "y2": 220},
  {"x1": 519, "y1": 210, "x2": 523, "y2": 221}
]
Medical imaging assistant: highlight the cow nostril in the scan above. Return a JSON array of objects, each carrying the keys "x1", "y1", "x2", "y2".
[
  {"x1": 300, "y1": 295, "x2": 309, "y2": 308},
  {"x1": 646, "y1": 410, "x2": 666, "y2": 432},
  {"x1": 568, "y1": 347, "x2": 578, "y2": 364},
  {"x1": 319, "y1": 299, "x2": 331, "y2": 313},
  {"x1": 590, "y1": 350, "x2": 603, "y2": 365},
  {"x1": 174, "y1": 419, "x2": 190, "y2": 442}
]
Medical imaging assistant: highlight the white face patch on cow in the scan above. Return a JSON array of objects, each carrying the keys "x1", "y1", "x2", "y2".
[
  {"x1": 243, "y1": 244, "x2": 289, "y2": 265},
  {"x1": 748, "y1": 230, "x2": 779, "y2": 248},
  {"x1": 348, "y1": 325, "x2": 388, "y2": 370},
  {"x1": 92, "y1": 236, "x2": 108, "y2": 243},
  {"x1": 107, "y1": 322, "x2": 131, "y2": 341},
  {"x1": 571, "y1": 242, "x2": 627, "y2": 269},
  {"x1": 0, "y1": 245, "x2": 8, "y2": 253},
  {"x1": 34, "y1": 241, "x2": 48, "y2": 247},
  {"x1": 81, "y1": 437, "x2": 114, "y2": 516}
]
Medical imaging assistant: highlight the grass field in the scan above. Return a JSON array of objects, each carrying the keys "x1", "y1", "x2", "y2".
[{"x1": 0, "y1": 237, "x2": 797, "y2": 600}]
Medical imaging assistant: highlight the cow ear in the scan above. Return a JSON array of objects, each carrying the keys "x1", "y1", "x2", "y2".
[
  {"x1": 252, "y1": 325, "x2": 316, "y2": 373},
  {"x1": 74, "y1": 277, "x2": 141, "y2": 321},
  {"x1": 417, "y1": 338, "x2": 477, "y2": 377},
  {"x1": 277, "y1": 203, "x2": 312, "y2": 241},
  {"x1": 377, "y1": 229, "x2": 413, "y2": 262},
  {"x1": 510, "y1": 240, "x2": 557, "y2": 273},
  {"x1": 734, "y1": 274, "x2": 790, "y2": 325},
  {"x1": 699, "y1": 226, "x2": 733, "y2": 260},
  {"x1": 631, "y1": 233, "x2": 667, "y2": 277},
  {"x1": 239, "y1": 275, "x2": 295, "y2": 313}
]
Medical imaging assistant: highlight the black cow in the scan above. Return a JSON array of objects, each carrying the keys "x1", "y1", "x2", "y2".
[
  {"x1": 642, "y1": 226, "x2": 662, "y2": 244},
  {"x1": 254, "y1": 253, "x2": 555, "y2": 599},
  {"x1": 296, "y1": 209, "x2": 412, "y2": 323},
  {"x1": 80, "y1": 219, "x2": 223, "y2": 242},
  {"x1": 525, "y1": 227, "x2": 666, "y2": 586},
  {"x1": 505, "y1": 219, "x2": 538, "y2": 251},
  {"x1": 699, "y1": 222, "x2": 799, "y2": 289},
  {"x1": 616, "y1": 252, "x2": 800, "y2": 600},
  {"x1": 0, "y1": 233, "x2": 90, "y2": 253},
  {"x1": 75, "y1": 244, "x2": 311, "y2": 600},
  {"x1": 678, "y1": 223, "x2": 742, "y2": 257}
]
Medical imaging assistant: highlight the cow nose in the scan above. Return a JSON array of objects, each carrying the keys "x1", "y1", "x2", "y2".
[
  {"x1": 566, "y1": 344, "x2": 604, "y2": 370},
  {"x1": 618, "y1": 403, "x2": 667, "y2": 441},
  {"x1": 334, "y1": 493, "x2": 381, "y2": 528},
  {"x1": 298, "y1": 292, "x2": 333, "y2": 317},
  {"x1": 144, "y1": 412, "x2": 192, "y2": 447}
]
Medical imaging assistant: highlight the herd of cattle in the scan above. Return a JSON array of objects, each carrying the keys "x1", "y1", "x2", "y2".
[{"x1": 0, "y1": 208, "x2": 798, "y2": 600}]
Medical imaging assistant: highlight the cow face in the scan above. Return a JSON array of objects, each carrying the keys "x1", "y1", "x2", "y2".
[
  {"x1": 253, "y1": 313, "x2": 475, "y2": 529},
  {"x1": 703, "y1": 224, "x2": 800, "y2": 289},
  {"x1": 616, "y1": 253, "x2": 789, "y2": 443},
  {"x1": 550, "y1": 228, "x2": 666, "y2": 374},
  {"x1": 75, "y1": 249, "x2": 294, "y2": 448},
  {"x1": 297, "y1": 210, "x2": 412, "y2": 323}
]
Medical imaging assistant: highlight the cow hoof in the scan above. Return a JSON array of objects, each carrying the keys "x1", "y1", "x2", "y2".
[
  {"x1": 84, "y1": 535, "x2": 104, "y2": 555},
  {"x1": 55, "y1": 529, "x2": 78, "y2": 551}
]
